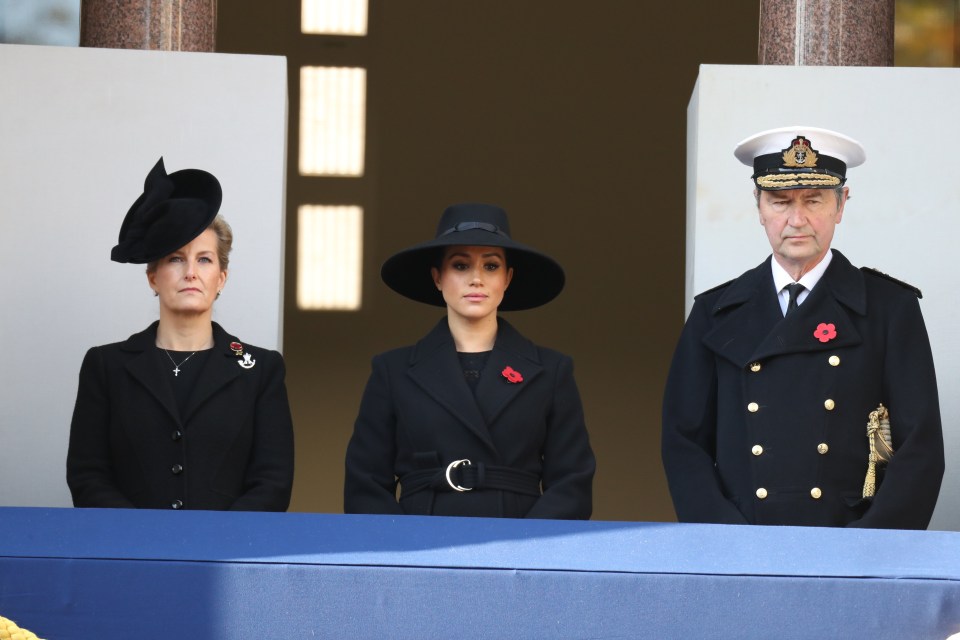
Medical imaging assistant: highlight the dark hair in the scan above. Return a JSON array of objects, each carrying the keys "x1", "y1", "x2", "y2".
[{"x1": 433, "y1": 245, "x2": 511, "y2": 270}]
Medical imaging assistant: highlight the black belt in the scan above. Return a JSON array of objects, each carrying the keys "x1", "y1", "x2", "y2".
[{"x1": 400, "y1": 459, "x2": 541, "y2": 498}]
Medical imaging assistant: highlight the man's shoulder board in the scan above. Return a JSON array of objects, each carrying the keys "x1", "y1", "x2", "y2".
[
  {"x1": 861, "y1": 267, "x2": 922, "y2": 299},
  {"x1": 694, "y1": 278, "x2": 735, "y2": 301}
]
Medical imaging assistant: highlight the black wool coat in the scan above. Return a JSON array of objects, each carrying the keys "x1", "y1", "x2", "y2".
[
  {"x1": 344, "y1": 317, "x2": 595, "y2": 519},
  {"x1": 662, "y1": 250, "x2": 944, "y2": 529},
  {"x1": 67, "y1": 321, "x2": 294, "y2": 511}
]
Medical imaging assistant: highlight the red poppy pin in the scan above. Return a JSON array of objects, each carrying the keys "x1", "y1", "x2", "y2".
[
  {"x1": 229, "y1": 341, "x2": 244, "y2": 356},
  {"x1": 814, "y1": 323, "x2": 837, "y2": 343},
  {"x1": 502, "y1": 366, "x2": 523, "y2": 384}
]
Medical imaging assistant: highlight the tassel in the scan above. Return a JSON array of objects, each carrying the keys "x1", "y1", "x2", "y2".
[
  {"x1": 0, "y1": 615, "x2": 44, "y2": 640},
  {"x1": 863, "y1": 404, "x2": 893, "y2": 499},
  {"x1": 863, "y1": 448, "x2": 878, "y2": 498}
]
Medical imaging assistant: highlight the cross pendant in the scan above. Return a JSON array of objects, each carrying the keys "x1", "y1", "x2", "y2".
[{"x1": 173, "y1": 366, "x2": 180, "y2": 377}]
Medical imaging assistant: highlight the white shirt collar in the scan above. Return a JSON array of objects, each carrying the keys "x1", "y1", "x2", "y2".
[{"x1": 771, "y1": 249, "x2": 833, "y2": 313}]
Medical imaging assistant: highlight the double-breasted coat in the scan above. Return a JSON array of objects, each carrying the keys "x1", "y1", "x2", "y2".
[
  {"x1": 67, "y1": 321, "x2": 294, "y2": 511},
  {"x1": 662, "y1": 250, "x2": 944, "y2": 529},
  {"x1": 344, "y1": 318, "x2": 595, "y2": 519}
]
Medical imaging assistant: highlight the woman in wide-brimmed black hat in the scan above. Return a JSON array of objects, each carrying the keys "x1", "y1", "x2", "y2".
[
  {"x1": 66, "y1": 158, "x2": 294, "y2": 512},
  {"x1": 344, "y1": 203, "x2": 595, "y2": 518}
]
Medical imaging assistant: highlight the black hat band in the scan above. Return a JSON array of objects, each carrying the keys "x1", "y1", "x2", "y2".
[
  {"x1": 439, "y1": 221, "x2": 510, "y2": 238},
  {"x1": 752, "y1": 151, "x2": 847, "y2": 177}
]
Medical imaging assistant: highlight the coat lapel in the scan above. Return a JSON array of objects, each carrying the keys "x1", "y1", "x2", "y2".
[
  {"x1": 702, "y1": 259, "x2": 783, "y2": 367},
  {"x1": 122, "y1": 322, "x2": 181, "y2": 426},
  {"x1": 181, "y1": 322, "x2": 243, "y2": 423},
  {"x1": 704, "y1": 252, "x2": 867, "y2": 366},
  {"x1": 749, "y1": 282, "x2": 863, "y2": 361},
  {"x1": 407, "y1": 319, "x2": 496, "y2": 450},
  {"x1": 475, "y1": 318, "x2": 543, "y2": 426}
]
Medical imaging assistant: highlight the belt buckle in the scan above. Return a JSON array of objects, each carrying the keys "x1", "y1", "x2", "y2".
[{"x1": 445, "y1": 459, "x2": 473, "y2": 492}]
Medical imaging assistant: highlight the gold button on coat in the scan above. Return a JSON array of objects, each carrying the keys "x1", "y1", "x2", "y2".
[
  {"x1": 828, "y1": 355, "x2": 840, "y2": 366},
  {"x1": 752, "y1": 445, "x2": 763, "y2": 456},
  {"x1": 824, "y1": 399, "x2": 836, "y2": 411},
  {"x1": 756, "y1": 488, "x2": 768, "y2": 499},
  {"x1": 747, "y1": 402, "x2": 759, "y2": 413},
  {"x1": 810, "y1": 487, "x2": 822, "y2": 499},
  {"x1": 817, "y1": 443, "x2": 829, "y2": 454},
  {"x1": 749, "y1": 362, "x2": 762, "y2": 372}
]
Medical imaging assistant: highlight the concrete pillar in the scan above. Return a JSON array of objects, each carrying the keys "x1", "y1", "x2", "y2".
[
  {"x1": 759, "y1": 0, "x2": 895, "y2": 66},
  {"x1": 80, "y1": 0, "x2": 217, "y2": 52}
]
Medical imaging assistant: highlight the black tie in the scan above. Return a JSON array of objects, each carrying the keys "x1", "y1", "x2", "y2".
[{"x1": 784, "y1": 283, "x2": 805, "y2": 316}]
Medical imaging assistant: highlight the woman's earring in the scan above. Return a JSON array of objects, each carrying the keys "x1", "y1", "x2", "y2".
[
  {"x1": 216, "y1": 290, "x2": 222, "y2": 299},
  {"x1": 153, "y1": 290, "x2": 158, "y2": 297}
]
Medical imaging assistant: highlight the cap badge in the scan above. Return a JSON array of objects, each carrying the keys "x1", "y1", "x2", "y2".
[{"x1": 782, "y1": 136, "x2": 819, "y2": 169}]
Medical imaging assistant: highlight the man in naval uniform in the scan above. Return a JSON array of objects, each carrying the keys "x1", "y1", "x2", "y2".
[{"x1": 661, "y1": 126, "x2": 944, "y2": 528}]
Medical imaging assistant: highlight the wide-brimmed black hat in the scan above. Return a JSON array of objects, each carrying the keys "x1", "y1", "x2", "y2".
[
  {"x1": 110, "y1": 157, "x2": 222, "y2": 264},
  {"x1": 380, "y1": 203, "x2": 565, "y2": 311}
]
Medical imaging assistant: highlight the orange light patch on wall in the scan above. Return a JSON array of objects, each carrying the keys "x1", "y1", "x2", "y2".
[
  {"x1": 299, "y1": 66, "x2": 367, "y2": 176},
  {"x1": 302, "y1": 0, "x2": 368, "y2": 36},
  {"x1": 297, "y1": 205, "x2": 363, "y2": 310}
]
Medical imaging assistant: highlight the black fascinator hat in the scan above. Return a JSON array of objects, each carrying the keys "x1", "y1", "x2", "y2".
[
  {"x1": 380, "y1": 203, "x2": 565, "y2": 311},
  {"x1": 111, "y1": 157, "x2": 222, "y2": 264}
]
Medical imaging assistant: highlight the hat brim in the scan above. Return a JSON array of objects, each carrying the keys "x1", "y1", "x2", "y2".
[
  {"x1": 734, "y1": 125, "x2": 866, "y2": 167},
  {"x1": 380, "y1": 228, "x2": 565, "y2": 311}
]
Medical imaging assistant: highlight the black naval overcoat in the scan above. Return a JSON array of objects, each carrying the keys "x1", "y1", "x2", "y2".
[
  {"x1": 661, "y1": 250, "x2": 944, "y2": 528},
  {"x1": 344, "y1": 317, "x2": 595, "y2": 519},
  {"x1": 67, "y1": 321, "x2": 294, "y2": 511}
]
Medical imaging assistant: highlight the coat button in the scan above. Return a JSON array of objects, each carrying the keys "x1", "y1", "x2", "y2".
[
  {"x1": 747, "y1": 402, "x2": 759, "y2": 413},
  {"x1": 756, "y1": 488, "x2": 768, "y2": 499},
  {"x1": 171, "y1": 430, "x2": 182, "y2": 441},
  {"x1": 751, "y1": 445, "x2": 763, "y2": 456},
  {"x1": 171, "y1": 464, "x2": 183, "y2": 475},
  {"x1": 824, "y1": 399, "x2": 836, "y2": 411},
  {"x1": 171, "y1": 500, "x2": 183, "y2": 509},
  {"x1": 810, "y1": 487, "x2": 822, "y2": 499},
  {"x1": 817, "y1": 443, "x2": 829, "y2": 454},
  {"x1": 828, "y1": 355, "x2": 840, "y2": 367},
  {"x1": 749, "y1": 362, "x2": 762, "y2": 372}
]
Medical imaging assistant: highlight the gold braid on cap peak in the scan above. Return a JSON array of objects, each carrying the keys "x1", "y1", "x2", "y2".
[
  {"x1": 0, "y1": 615, "x2": 45, "y2": 640},
  {"x1": 755, "y1": 173, "x2": 842, "y2": 189}
]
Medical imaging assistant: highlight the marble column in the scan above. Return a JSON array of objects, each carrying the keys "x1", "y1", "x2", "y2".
[
  {"x1": 759, "y1": 0, "x2": 895, "y2": 66},
  {"x1": 80, "y1": 0, "x2": 217, "y2": 52}
]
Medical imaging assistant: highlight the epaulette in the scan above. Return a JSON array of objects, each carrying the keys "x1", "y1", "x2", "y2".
[
  {"x1": 694, "y1": 278, "x2": 735, "y2": 300},
  {"x1": 861, "y1": 267, "x2": 922, "y2": 299}
]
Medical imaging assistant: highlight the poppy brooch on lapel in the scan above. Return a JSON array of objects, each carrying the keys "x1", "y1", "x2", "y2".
[
  {"x1": 229, "y1": 341, "x2": 256, "y2": 369},
  {"x1": 502, "y1": 366, "x2": 523, "y2": 384},
  {"x1": 814, "y1": 323, "x2": 837, "y2": 343}
]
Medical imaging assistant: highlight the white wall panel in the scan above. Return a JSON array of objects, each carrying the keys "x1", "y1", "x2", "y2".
[
  {"x1": 0, "y1": 44, "x2": 287, "y2": 507},
  {"x1": 688, "y1": 64, "x2": 960, "y2": 530}
]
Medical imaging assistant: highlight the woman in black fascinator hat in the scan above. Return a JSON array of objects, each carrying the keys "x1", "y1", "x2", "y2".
[
  {"x1": 344, "y1": 203, "x2": 595, "y2": 518},
  {"x1": 66, "y1": 158, "x2": 294, "y2": 511}
]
